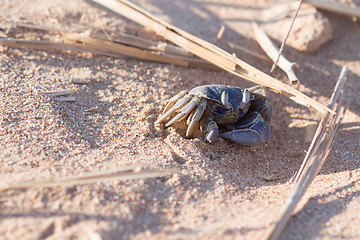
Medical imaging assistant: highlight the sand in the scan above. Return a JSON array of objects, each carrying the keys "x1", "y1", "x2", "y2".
[{"x1": 0, "y1": 0, "x2": 359, "y2": 239}]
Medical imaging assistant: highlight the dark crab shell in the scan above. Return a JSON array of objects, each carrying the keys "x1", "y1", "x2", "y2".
[
  {"x1": 189, "y1": 84, "x2": 248, "y2": 110},
  {"x1": 189, "y1": 84, "x2": 252, "y2": 125}
]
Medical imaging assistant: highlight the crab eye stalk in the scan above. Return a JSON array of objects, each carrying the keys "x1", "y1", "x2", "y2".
[
  {"x1": 242, "y1": 89, "x2": 250, "y2": 104},
  {"x1": 238, "y1": 89, "x2": 252, "y2": 110},
  {"x1": 221, "y1": 86, "x2": 233, "y2": 110}
]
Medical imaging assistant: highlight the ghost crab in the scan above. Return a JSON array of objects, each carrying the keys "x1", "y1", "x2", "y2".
[{"x1": 155, "y1": 84, "x2": 272, "y2": 146}]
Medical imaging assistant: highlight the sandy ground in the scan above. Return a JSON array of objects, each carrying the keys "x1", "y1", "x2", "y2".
[{"x1": 0, "y1": 0, "x2": 360, "y2": 239}]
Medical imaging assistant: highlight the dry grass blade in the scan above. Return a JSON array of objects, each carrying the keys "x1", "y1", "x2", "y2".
[
  {"x1": 214, "y1": 25, "x2": 225, "y2": 45},
  {"x1": 228, "y1": 42, "x2": 271, "y2": 62},
  {"x1": 0, "y1": 38, "x2": 99, "y2": 53},
  {"x1": 252, "y1": 22, "x2": 299, "y2": 85},
  {"x1": 0, "y1": 36, "x2": 216, "y2": 70},
  {"x1": 65, "y1": 32, "x2": 218, "y2": 69},
  {"x1": 262, "y1": 66, "x2": 349, "y2": 240},
  {"x1": 65, "y1": 32, "x2": 189, "y2": 66},
  {"x1": 56, "y1": 96, "x2": 76, "y2": 102},
  {"x1": 294, "y1": 66, "x2": 348, "y2": 183},
  {"x1": 0, "y1": 37, "x2": 131, "y2": 59},
  {"x1": 88, "y1": 28, "x2": 193, "y2": 57},
  {"x1": 0, "y1": 166, "x2": 175, "y2": 193},
  {"x1": 89, "y1": 0, "x2": 334, "y2": 115},
  {"x1": 303, "y1": 0, "x2": 360, "y2": 18},
  {"x1": 9, "y1": 21, "x2": 193, "y2": 58}
]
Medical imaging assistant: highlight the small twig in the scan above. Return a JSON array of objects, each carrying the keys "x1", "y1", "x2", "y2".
[
  {"x1": 37, "y1": 89, "x2": 75, "y2": 96},
  {"x1": 214, "y1": 25, "x2": 225, "y2": 45},
  {"x1": 303, "y1": 0, "x2": 360, "y2": 18},
  {"x1": 252, "y1": 22, "x2": 299, "y2": 85},
  {"x1": 269, "y1": 0, "x2": 303, "y2": 75},
  {"x1": 83, "y1": 106, "x2": 99, "y2": 112},
  {"x1": 0, "y1": 166, "x2": 175, "y2": 193},
  {"x1": 56, "y1": 96, "x2": 76, "y2": 102}
]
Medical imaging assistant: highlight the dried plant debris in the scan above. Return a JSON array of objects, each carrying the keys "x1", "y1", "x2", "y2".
[
  {"x1": 36, "y1": 89, "x2": 76, "y2": 96},
  {"x1": 262, "y1": 66, "x2": 349, "y2": 240},
  {"x1": 35, "y1": 88, "x2": 76, "y2": 102},
  {"x1": 0, "y1": 166, "x2": 175, "y2": 194},
  {"x1": 252, "y1": 21, "x2": 299, "y2": 85},
  {"x1": 261, "y1": 0, "x2": 333, "y2": 53},
  {"x1": 90, "y1": 0, "x2": 333, "y2": 115},
  {"x1": 0, "y1": 21, "x2": 215, "y2": 70}
]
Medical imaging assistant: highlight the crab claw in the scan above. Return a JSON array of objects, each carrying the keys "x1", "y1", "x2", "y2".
[
  {"x1": 201, "y1": 119, "x2": 220, "y2": 143},
  {"x1": 220, "y1": 129, "x2": 261, "y2": 146},
  {"x1": 220, "y1": 114, "x2": 271, "y2": 146}
]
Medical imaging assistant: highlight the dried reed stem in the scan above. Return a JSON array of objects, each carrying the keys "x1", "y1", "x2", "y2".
[
  {"x1": 262, "y1": 66, "x2": 349, "y2": 240},
  {"x1": 294, "y1": 66, "x2": 348, "y2": 183},
  {"x1": 0, "y1": 37, "x2": 216, "y2": 70},
  {"x1": 252, "y1": 22, "x2": 299, "y2": 85},
  {"x1": 13, "y1": 21, "x2": 192, "y2": 57},
  {"x1": 0, "y1": 38, "x2": 97, "y2": 53},
  {"x1": 65, "y1": 32, "x2": 190, "y2": 66},
  {"x1": 304, "y1": 0, "x2": 360, "y2": 18}
]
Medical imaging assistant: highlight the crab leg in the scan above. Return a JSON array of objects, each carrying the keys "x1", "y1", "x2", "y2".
[
  {"x1": 186, "y1": 99, "x2": 206, "y2": 137},
  {"x1": 162, "y1": 91, "x2": 187, "y2": 114},
  {"x1": 201, "y1": 119, "x2": 220, "y2": 143},
  {"x1": 186, "y1": 109, "x2": 196, "y2": 126},
  {"x1": 247, "y1": 85, "x2": 268, "y2": 97},
  {"x1": 155, "y1": 94, "x2": 191, "y2": 124},
  {"x1": 165, "y1": 97, "x2": 200, "y2": 127}
]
